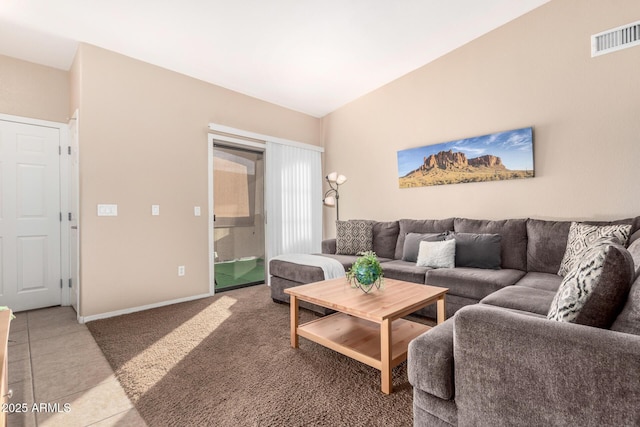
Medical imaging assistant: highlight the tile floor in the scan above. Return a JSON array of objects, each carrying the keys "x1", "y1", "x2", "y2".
[{"x1": 6, "y1": 306, "x2": 146, "y2": 427}]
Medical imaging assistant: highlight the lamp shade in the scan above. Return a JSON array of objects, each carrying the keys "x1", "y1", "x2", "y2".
[
  {"x1": 326, "y1": 172, "x2": 338, "y2": 182},
  {"x1": 336, "y1": 174, "x2": 347, "y2": 185},
  {"x1": 323, "y1": 196, "x2": 336, "y2": 207}
]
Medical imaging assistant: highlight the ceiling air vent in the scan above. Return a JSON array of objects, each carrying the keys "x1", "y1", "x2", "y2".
[{"x1": 592, "y1": 20, "x2": 640, "y2": 57}]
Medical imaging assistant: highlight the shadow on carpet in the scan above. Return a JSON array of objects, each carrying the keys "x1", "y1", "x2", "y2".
[{"x1": 87, "y1": 285, "x2": 425, "y2": 426}]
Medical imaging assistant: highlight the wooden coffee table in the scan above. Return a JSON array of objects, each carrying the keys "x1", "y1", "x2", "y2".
[{"x1": 285, "y1": 277, "x2": 448, "y2": 394}]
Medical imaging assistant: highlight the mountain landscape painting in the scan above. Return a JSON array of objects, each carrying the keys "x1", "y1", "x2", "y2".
[{"x1": 397, "y1": 127, "x2": 534, "y2": 188}]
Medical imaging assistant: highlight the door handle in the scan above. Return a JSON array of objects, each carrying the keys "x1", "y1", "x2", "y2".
[{"x1": 71, "y1": 226, "x2": 78, "y2": 229}]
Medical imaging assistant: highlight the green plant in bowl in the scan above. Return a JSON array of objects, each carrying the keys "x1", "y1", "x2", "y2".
[{"x1": 346, "y1": 251, "x2": 384, "y2": 293}]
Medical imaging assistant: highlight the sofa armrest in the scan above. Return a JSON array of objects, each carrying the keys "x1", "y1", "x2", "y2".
[
  {"x1": 454, "y1": 305, "x2": 640, "y2": 426},
  {"x1": 408, "y1": 318, "x2": 455, "y2": 400},
  {"x1": 322, "y1": 238, "x2": 337, "y2": 254}
]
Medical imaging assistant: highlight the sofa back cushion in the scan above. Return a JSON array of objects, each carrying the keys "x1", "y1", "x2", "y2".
[
  {"x1": 611, "y1": 273, "x2": 640, "y2": 335},
  {"x1": 402, "y1": 232, "x2": 446, "y2": 262},
  {"x1": 372, "y1": 221, "x2": 400, "y2": 260},
  {"x1": 625, "y1": 232, "x2": 640, "y2": 273},
  {"x1": 454, "y1": 218, "x2": 527, "y2": 270},
  {"x1": 526, "y1": 219, "x2": 572, "y2": 274},
  {"x1": 394, "y1": 218, "x2": 455, "y2": 260},
  {"x1": 527, "y1": 218, "x2": 640, "y2": 274},
  {"x1": 611, "y1": 237, "x2": 640, "y2": 335}
]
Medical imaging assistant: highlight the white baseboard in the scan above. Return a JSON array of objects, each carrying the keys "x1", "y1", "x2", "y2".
[{"x1": 78, "y1": 292, "x2": 213, "y2": 323}]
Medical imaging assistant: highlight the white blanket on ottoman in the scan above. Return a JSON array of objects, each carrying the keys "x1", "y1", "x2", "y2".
[{"x1": 270, "y1": 254, "x2": 346, "y2": 284}]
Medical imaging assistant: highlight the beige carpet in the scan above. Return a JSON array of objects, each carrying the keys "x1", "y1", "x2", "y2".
[{"x1": 87, "y1": 284, "x2": 430, "y2": 426}]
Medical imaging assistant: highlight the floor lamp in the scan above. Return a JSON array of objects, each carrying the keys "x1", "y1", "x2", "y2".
[{"x1": 323, "y1": 172, "x2": 347, "y2": 221}]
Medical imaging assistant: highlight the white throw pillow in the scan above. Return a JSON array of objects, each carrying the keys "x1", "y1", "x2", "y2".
[{"x1": 416, "y1": 239, "x2": 455, "y2": 269}]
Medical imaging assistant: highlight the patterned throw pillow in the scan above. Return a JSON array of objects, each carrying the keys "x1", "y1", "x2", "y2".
[
  {"x1": 336, "y1": 220, "x2": 374, "y2": 255},
  {"x1": 548, "y1": 240, "x2": 635, "y2": 327},
  {"x1": 557, "y1": 222, "x2": 632, "y2": 276}
]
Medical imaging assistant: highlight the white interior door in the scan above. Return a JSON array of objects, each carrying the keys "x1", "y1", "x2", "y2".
[{"x1": 0, "y1": 119, "x2": 62, "y2": 312}]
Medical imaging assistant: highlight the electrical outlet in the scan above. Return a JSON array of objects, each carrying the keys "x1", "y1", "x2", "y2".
[
  {"x1": 152, "y1": 205, "x2": 160, "y2": 216},
  {"x1": 178, "y1": 265, "x2": 185, "y2": 276}
]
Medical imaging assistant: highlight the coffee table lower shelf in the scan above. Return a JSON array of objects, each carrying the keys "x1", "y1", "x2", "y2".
[{"x1": 297, "y1": 312, "x2": 431, "y2": 372}]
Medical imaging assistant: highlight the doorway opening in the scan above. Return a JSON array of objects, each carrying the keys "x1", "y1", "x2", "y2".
[{"x1": 212, "y1": 144, "x2": 265, "y2": 291}]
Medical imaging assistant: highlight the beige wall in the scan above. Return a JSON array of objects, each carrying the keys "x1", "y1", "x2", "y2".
[
  {"x1": 74, "y1": 44, "x2": 321, "y2": 317},
  {"x1": 322, "y1": 0, "x2": 640, "y2": 237},
  {"x1": 0, "y1": 54, "x2": 69, "y2": 122}
]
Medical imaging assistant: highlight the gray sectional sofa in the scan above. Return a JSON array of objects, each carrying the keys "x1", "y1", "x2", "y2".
[
  {"x1": 270, "y1": 216, "x2": 640, "y2": 425},
  {"x1": 271, "y1": 217, "x2": 639, "y2": 318},
  {"x1": 272, "y1": 218, "x2": 527, "y2": 316}
]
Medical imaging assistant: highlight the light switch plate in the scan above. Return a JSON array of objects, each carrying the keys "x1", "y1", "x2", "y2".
[
  {"x1": 194, "y1": 206, "x2": 201, "y2": 216},
  {"x1": 97, "y1": 204, "x2": 118, "y2": 216},
  {"x1": 152, "y1": 205, "x2": 160, "y2": 216}
]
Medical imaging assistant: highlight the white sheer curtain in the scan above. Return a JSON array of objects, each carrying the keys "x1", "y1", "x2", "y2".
[{"x1": 266, "y1": 141, "x2": 322, "y2": 261}]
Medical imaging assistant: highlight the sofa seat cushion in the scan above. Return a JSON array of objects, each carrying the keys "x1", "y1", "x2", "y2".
[
  {"x1": 381, "y1": 260, "x2": 431, "y2": 283},
  {"x1": 481, "y1": 285, "x2": 557, "y2": 316},
  {"x1": 425, "y1": 268, "x2": 525, "y2": 300},
  {"x1": 514, "y1": 271, "x2": 562, "y2": 292},
  {"x1": 408, "y1": 318, "x2": 455, "y2": 400}
]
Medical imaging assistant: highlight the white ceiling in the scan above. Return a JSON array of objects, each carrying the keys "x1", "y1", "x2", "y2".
[{"x1": 0, "y1": 0, "x2": 550, "y2": 117}]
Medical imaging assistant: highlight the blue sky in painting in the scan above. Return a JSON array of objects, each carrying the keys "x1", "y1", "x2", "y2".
[{"x1": 397, "y1": 127, "x2": 534, "y2": 177}]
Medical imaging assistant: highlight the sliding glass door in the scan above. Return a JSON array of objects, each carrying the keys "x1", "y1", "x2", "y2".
[{"x1": 213, "y1": 144, "x2": 265, "y2": 291}]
